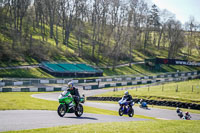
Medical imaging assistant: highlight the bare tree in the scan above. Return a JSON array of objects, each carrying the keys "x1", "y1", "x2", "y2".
[
  {"x1": 157, "y1": 9, "x2": 175, "y2": 50},
  {"x1": 184, "y1": 16, "x2": 198, "y2": 57},
  {"x1": 166, "y1": 19, "x2": 184, "y2": 59}
]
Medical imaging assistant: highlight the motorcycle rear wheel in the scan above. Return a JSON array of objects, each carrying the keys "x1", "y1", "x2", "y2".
[
  {"x1": 57, "y1": 104, "x2": 66, "y2": 117},
  {"x1": 75, "y1": 104, "x2": 83, "y2": 117}
]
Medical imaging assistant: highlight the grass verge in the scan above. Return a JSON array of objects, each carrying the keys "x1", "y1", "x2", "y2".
[
  {"x1": 4, "y1": 120, "x2": 200, "y2": 133},
  {"x1": 0, "y1": 68, "x2": 54, "y2": 78},
  {"x1": 96, "y1": 79, "x2": 200, "y2": 104}
]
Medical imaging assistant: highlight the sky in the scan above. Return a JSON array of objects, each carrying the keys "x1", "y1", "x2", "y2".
[{"x1": 151, "y1": 0, "x2": 200, "y2": 24}]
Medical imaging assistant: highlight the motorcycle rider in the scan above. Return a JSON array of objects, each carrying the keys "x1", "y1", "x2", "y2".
[
  {"x1": 176, "y1": 107, "x2": 181, "y2": 113},
  {"x1": 184, "y1": 112, "x2": 191, "y2": 120},
  {"x1": 67, "y1": 81, "x2": 80, "y2": 108},
  {"x1": 176, "y1": 107, "x2": 183, "y2": 118},
  {"x1": 139, "y1": 99, "x2": 147, "y2": 108},
  {"x1": 122, "y1": 91, "x2": 133, "y2": 106}
]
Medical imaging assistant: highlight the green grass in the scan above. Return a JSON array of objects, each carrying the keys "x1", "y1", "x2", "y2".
[
  {"x1": 5, "y1": 120, "x2": 200, "y2": 133},
  {"x1": 102, "y1": 64, "x2": 200, "y2": 76},
  {"x1": 0, "y1": 92, "x2": 57, "y2": 110},
  {"x1": 0, "y1": 68, "x2": 54, "y2": 78},
  {"x1": 96, "y1": 79, "x2": 200, "y2": 104}
]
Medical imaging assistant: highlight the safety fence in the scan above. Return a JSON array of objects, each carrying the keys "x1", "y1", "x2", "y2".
[
  {"x1": 0, "y1": 86, "x2": 67, "y2": 92},
  {"x1": 0, "y1": 71, "x2": 199, "y2": 87},
  {"x1": 0, "y1": 75, "x2": 199, "y2": 92},
  {"x1": 0, "y1": 71, "x2": 200, "y2": 92},
  {"x1": 83, "y1": 74, "x2": 199, "y2": 90}
]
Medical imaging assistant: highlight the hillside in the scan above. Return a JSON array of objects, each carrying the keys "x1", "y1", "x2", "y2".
[
  {"x1": 0, "y1": 0, "x2": 200, "y2": 78},
  {"x1": 1, "y1": 22, "x2": 200, "y2": 78}
]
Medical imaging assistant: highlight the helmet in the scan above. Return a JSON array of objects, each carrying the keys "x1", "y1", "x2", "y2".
[
  {"x1": 68, "y1": 81, "x2": 74, "y2": 89},
  {"x1": 124, "y1": 91, "x2": 129, "y2": 96},
  {"x1": 185, "y1": 112, "x2": 189, "y2": 115}
]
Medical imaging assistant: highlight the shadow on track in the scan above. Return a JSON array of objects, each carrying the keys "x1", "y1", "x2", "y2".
[{"x1": 63, "y1": 116, "x2": 98, "y2": 120}]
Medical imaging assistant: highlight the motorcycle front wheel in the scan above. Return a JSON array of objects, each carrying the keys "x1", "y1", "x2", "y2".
[
  {"x1": 128, "y1": 107, "x2": 134, "y2": 117},
  {"x1": 119, "y1": 107, "x2": 124, "y2": 116},
  {"x1": 57, "y1": 104, "x2": 66, "y2": 117},
  {"x1": 75, "y1": 104, "x2": 83, "y2": 117}
]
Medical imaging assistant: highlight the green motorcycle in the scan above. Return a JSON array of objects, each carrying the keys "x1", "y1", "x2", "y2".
[{"x1": 57, "y1": 91, "x2": 85, "y2": 117}]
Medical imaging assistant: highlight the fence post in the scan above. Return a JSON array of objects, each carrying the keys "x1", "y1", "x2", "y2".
[
  {"x1": 176, "y1": 85, "x2": 178, "y2": 92},
  {"x1": 192, "y1": 85, "x2": 193, "y2": 92}
]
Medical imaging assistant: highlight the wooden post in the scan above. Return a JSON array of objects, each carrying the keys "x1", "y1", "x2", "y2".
[
  {"x1": 192, "y1": 85, "x2": 193, "y2": 92},
  {"x1": 176, "y1": 85, "x2": 178, "y2": 92}
]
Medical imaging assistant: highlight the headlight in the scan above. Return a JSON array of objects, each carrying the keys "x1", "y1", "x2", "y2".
[{"x1": 58, "y1": 95, "x2": 62, "y2": 99}]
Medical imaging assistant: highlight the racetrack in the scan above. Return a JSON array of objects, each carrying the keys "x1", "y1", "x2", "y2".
[
  {"x1": 0, "y1": 110, "x2": 146, "y2": 132},
  {"x1": 0, "y1": 88, "x2": 147, "y2": 132},
  {"x1": 1, "y1": 87, "x2": 200, "y2": 132},
  {"x1": 32, "y1": 92, "x2": 200, "y2": 121}
]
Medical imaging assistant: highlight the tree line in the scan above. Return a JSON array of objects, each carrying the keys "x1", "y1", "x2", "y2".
[{"x1": 0, "y1": 0, "x2": 200, "y2": 69}]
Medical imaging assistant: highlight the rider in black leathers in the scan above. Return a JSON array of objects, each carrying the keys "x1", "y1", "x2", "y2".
[
  {"x1": 67, "y1": 81, "x2": 80, "y2": 108},
  {"x1": 123, "y1": 91, "x2": 133, "y2": 106}
]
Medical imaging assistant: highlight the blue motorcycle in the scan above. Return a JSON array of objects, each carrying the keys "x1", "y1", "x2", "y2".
[{"x1": 118, "y1": 98, "x2": 134, "y2": 117}]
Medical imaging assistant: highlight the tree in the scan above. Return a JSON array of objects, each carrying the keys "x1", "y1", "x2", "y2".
[
  {"x1": 157, "y1": 9, "x2": 175, "y2": 50},
  {"x1": 149, "y1": 4, "x2": 160, "y2": 45},
  {"x1": 184, "y1": 16, "x2": 198, "y2": 57},
  {"x1": 166, "y1": 19, "x2": 184, "y2": 59}
]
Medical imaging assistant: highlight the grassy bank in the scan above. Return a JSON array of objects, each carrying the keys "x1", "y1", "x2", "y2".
[
  {"x1": 96, "y1": 79, "x2": 200, "y2": 104},
  {"x1": 102, "y1": 64, "x2": 200, "y2": 76},
  {"x1": 1, "y1": 63, "x2": 200, "y2": 78},
  {"x1": 5, "y1": 120, "x2": 200, "y2": 133},
  {"x1": 0, "y1": 68, "x2": 54, "y2": 78}
]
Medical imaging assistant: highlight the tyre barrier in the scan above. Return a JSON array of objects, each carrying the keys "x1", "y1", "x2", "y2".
[{"x1": 86, "y1": 97, "x2": 200, "y2": 110}]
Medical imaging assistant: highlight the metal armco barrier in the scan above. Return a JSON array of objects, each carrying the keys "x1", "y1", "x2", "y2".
[
  {"x1": 0, "y1": 71, "x2": 200, "y2": 91},
  {"x1": 0, "y1": 87, "x2": 66, "y2": 92}
]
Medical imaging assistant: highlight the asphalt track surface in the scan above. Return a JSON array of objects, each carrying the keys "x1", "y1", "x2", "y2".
[
  {"x1": 0, "y1": 110, "x2": 146, "y2": 132},
  {"x1": 32, "y1": 92, "x2": 200, "y2": 121}
]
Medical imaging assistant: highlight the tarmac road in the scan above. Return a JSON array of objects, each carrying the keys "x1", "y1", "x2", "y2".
[
  {"x1": 0, "y1": 110, "x2": 146, "y2": 132},
  {"x1": 32, "y1": 91, "x2": 200, "y2": 121}
]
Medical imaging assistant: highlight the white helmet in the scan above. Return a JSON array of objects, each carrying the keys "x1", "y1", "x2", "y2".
[
  {"x1": 68, "y1": 81, "x2": 74, "y2": 89},
  {"x1": 124, "y1": 91, "x2": 129, "y2": 96}
]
